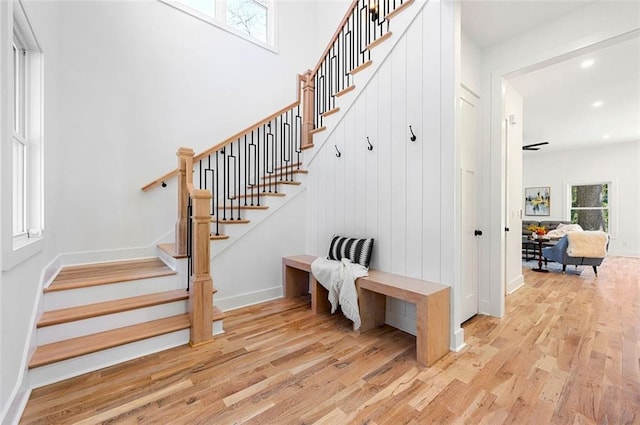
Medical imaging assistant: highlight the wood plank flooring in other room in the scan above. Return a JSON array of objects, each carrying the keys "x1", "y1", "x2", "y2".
[{"x1": 21, "y1": 256, "x2": 639, "y2": 424}]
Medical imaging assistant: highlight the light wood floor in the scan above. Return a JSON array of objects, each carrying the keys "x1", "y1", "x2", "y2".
[{"x1": 20, "y1": 256, "x2": 639, "y2": 424}]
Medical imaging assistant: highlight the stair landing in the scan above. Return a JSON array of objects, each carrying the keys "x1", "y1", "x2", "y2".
[{"x1": 45, "y1": 258, "x2": 176, "y2": 293}]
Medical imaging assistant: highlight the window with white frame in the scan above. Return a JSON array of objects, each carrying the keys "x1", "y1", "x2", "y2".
[
  {"x1": 168, "y1": 0, "x2": 272, "y2": 45},
  {"x1": 10, "y1": 2, "x2": 43, "y2": 247},
  {"x1": 13, "y1": 35, "x2": 27, "y2": 236},
  {"x1": 570, "y1": 183, "x2": 609, "y2": 232}
]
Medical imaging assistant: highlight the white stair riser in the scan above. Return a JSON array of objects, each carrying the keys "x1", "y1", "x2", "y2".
[
  {"x1": 156, "y1": 247, "x2": 178, "y2": 271},
  {"x1": 29, "y1": 319, "x2": 225, "y2": 388},
  {"x1": 37, "y1": 301, "x2": 189, "y2": 345},
  {"x1": 29, "y1": 329, "x2": 191, "y2": 389},
  {"x1": 213, "y1": 319, "x2": 224, "y2": 335},
  {"x1": 44, "y1": 274, "x2": 184, "y2": 310}
]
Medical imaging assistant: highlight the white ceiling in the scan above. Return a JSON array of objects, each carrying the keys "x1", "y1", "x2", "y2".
[
  {"x1": 460, "y1": 1, "x2": 640, "y2": 153},
  {"x1": 461, "y1": 0, "x2": 594, "y2": 50}
]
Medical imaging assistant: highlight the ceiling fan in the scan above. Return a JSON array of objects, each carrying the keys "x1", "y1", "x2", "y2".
[{"x1": 522, "y1": 141, "x2": 549, "y2": 151}]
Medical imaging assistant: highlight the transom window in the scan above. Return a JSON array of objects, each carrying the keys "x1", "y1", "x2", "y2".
[
  {"x1": 570, "y1": 183, "x2": 609, "y2": 232},
  {"x1": 168, "y1": 0, "x2": 272, "y2": 46}
]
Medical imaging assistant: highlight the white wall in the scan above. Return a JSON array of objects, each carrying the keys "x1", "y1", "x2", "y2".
[
  {"x1": 502, "y1": 80, "x2": 523, "y2": 293},
  {"x1": 212, "y1": 191, "x2": 306, "y2": 310},
  {"x1": 313, "y1": 0, "x2": 352, "y2": 62},
  {"x1": 305, "y1": 1, "x2": 458, "y2": 341},
  {"x1": 0, "y1": 1, "x2": 61, "y2": 420},
  {"x1": 523, "y1": 141, "x2": 640, "y2": 257},
  {"x1": 479, "y1": 1, "x2": 640, "y2": 317},
  {"x1": 43, "y1": 0, "x2": 324, "y2": 255},
  {"x1": 461, "y1": 30, "x2": 482, "y2": 96}
]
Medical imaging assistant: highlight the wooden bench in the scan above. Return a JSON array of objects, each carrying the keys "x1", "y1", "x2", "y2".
[{"x1": 282, "y1": 255, "x2": 450, "y2": 367}]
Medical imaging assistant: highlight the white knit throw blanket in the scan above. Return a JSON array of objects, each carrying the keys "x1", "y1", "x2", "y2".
[
  {"x1": 311, "y1": 257, "x2": 369, "y2": 331},
  {"x1": 566, "y1": 231, "x2": 608, "y2": 258}
]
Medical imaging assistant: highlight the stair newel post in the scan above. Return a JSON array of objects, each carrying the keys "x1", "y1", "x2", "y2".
[
  {"x1": 176, "y1": 147, "x2": 195, "y2": 256},
  {"x1": 189, "y1": 189, "x2": 215, "y2": 346},
  {"x1": 301, "y1": 69, "x2": 315, "y2": 148}
]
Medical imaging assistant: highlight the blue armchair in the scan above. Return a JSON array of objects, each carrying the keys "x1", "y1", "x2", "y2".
[{"x1": 542, "y1": 234, "x2": 608, "y2": 275}]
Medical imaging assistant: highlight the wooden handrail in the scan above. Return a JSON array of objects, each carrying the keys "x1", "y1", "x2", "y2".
[
  {"x1": 311, "y1": 0, "x2": 359, "y2": 76},
  {"x1": 141, "y1": 100, "x2": 300, "y2": 192},
  {"x1": 142, "y1": 0, "x2": 414, "y2": 193},
  {"x1": 193, "y1": 100, "x2": 300, "y2": 162}
]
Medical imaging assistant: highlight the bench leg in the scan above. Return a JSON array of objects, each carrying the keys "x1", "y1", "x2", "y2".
[
  {"x1": 357, "y1": 287, "x2": 386, "y2": 332},
  {"x1": 283, "y1": 264, "x2": 310, "y2": 299},
  {"x1": 415, "y1": 287, "x2": 450, "y2": 367},
  {"x1": 311, "y1": 277, "x2": 331, "y2": 314}
]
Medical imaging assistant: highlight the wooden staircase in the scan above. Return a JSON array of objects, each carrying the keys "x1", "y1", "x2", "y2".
[
  {"x1": 23, "y1": 0, "x2": 421, "y2": 391},
  {"x1": 29, "y1": 257, "x2": 224, "y2": 387}
]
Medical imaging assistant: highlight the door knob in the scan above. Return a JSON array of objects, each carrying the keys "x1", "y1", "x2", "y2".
[{"x1": 474, "y1": 230, "x2": 483, "y2": 236}]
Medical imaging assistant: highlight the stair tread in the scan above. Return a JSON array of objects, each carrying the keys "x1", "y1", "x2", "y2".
[
  {"x1": 275, "y1": 162, "x2": 302, "y2": 171},
  {"x1": 46, "y1": 258, "x2": 176, "y2": 293},
  {"x1": 261, "y1": 170, "x2": 308, "y2": 180},
  {"x1": 29, "y1": 314, "x2": 191, "y2": 368},
  {"x1": 212, "y1": 218, "x2": 251, "y2": 224},
  {"x1": 217, "y1": 205, "x2": 269, "y2": 210},
  {"x1": 210, "y1": 234, "x2": 230, "y2": 240},
  {"x1": 37, "y1": 289, "x2": 189, "y2": 328},
  {"x1": 158, "y1": 243, "x2": 187, "y2": 259},
  {"x1": 30, "y1": 307, "x2": 226, "y2": 369},
  {"x1": 231, "y1": 192, "x2": 286, "y2": 199}
]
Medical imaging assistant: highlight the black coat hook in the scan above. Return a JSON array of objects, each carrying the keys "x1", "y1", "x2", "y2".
[
  {"x1": 161, "y1": 181, "x2": 167, "y2": 188},
  {"x1": 409, "y1": 125, "x2": 417, "y2": 142},
  {"x1": 367, "y1": 137, "x2": 374, "y2": 151},
  {"x1": 335, "y1": 145, "x2": 342, "y2": 158}
]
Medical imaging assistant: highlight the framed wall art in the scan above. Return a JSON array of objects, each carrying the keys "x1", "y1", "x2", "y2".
[{"x1": 525, "y1": 187, "x2": 550, "y2": 216}]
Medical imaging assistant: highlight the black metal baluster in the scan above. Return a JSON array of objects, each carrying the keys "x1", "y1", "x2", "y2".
[
  {"x1": 186, "y1": 195, "x2": 192, "y2": 291},
  {"x1": 236, "y1": 140, "x2": 240, "y2": 219},
  {"x1": 243, "y1": 135, "x2": 247, "y2": 206}
]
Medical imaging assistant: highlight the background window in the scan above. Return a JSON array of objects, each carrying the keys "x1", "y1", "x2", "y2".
[
  {"x1": 570, "y1": 183, "x2": 609, "y2": 232},
  {"x1": 169, "y1": 0, "x2": 272, "y2": 46},
  {"x1": 226, "y1": 0, "x2": 267, "y2": 43},
  {"x1": 12, "y1": 37, "x2": 27, "y2": 236}
]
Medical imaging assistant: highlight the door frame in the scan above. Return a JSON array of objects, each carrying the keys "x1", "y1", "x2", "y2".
[{"x1": 482, "y1": 29, "x2": 640, "y2": 318}]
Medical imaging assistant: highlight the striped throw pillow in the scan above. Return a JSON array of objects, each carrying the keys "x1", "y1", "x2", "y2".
[{"x1": 327, "y1": 235, "x2": 374, "y2": 268}]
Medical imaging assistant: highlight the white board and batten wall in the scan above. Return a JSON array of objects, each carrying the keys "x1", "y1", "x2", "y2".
[{"x1": 305, "y1": 1, "x2": 459, "y2": 342}]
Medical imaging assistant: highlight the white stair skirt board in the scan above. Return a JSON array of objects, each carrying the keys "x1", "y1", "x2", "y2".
[
  {"x1": 28, "y1": 329, "x2": 191, "y2": 389},
  {"x1": 43, "y1": 274, "x2": 183, "y2": 310},
  {"x1": 37, "y1": 301, "x2": 189, "y2": 345},
  {"x1": 210, "y1": 184, "x2": 306, "y2": 259}
]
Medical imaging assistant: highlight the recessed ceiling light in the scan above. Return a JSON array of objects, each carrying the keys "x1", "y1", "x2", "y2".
[
  {"x1": 580, "y1": 59, "x2": 595, "y2": 69},
  {"x1": 592, "y1": 101, "x2": 604, "y2": 108},
  {"x1": 603, "y1": 134, "x2": 611, "y2": 139}
]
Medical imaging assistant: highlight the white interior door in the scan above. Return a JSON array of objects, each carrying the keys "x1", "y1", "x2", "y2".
[{"x1": 459, "y1": 87, "x2": 480, "y2": 322}]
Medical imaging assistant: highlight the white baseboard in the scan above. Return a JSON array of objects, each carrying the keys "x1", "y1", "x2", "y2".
[
  {"x1": 507, "y1": 274, "x2": 525, "y2": 294},
  {"x1": 0, "y1": 383, "x2": 31, "y2": 425},
  {"x1": 216, "y1": 286, "x2": 283, "y2": 312},
  {"x1": 452, "y1": 327, "x2": 466, "y2": 352},
  {"x1": 607, "y1": 250, "x2": 640, "y2": 258}
]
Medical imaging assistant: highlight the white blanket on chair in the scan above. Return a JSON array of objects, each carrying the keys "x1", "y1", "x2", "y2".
[
  {"x1": 566, "y1": 231, "x2": 608, "y2": 258},
  {"x1": 311, "y1": 257, "x2": 369, "y2": 331}
]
